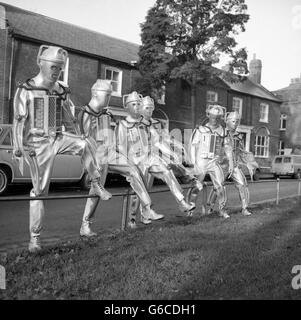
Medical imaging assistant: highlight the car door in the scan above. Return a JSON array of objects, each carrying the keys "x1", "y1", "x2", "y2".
[
  {"x1": 52, "y1": 154, "x2": 84, "y2": 181},
  {"x1": 1, "y1": 127, "x2": 83, "y2": 182},
  {"x1": 0, "y1": 127, "x2": 32, "y2": 181}
]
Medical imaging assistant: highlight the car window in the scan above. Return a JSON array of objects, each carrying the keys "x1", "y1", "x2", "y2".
[
  {"x1": 284, "y1": 157, "x2": 291, "y2": 163},
  {"x1": 274, "y1": 157, "x2": 282, "y2": 163}
]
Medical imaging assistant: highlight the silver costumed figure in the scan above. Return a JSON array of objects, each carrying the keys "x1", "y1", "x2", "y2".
[
  {"x1": 12, "y1": 45, "x2": 111, "y2": 252},
  {"x1": 78, "y1": 80, "x2": 160, "y2": 231},
  {"x1": 207, "y1": 111, "x2": 258, "y2": 216},
  {"x1": 186, "y1": 104, "x2": 233, "y2": 218},
  {"x1": 138, "y1": 96, "x2": 203, "y2": 214},
  {"x1": 115, "y1": 92, "x2": 195, "y2": 224}
]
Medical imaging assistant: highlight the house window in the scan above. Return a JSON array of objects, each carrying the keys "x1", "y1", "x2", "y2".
[
  {"x1": 232, "y1": 97, "x2": 243, "y2": 117},
  {"x1": 280, "y1": 114, "x2": 287, "y2": 131},
  {"x1": 259, "y1": 103, "x2": 269, "y2": 123},
  {"x1": 58, "y1": 57, "x2": 69, "y2": 85},
  {"x1": 278, "y1": 140, "x2": 285, "y2": 155},
  {"x1": 206, "y1": 91, "x2": 218, "y2": 104},
  {"x1": 157, "y1": 85, "x2": 166, "y2": 105},
  {"x1": 105, "y1": 67, "x2": 122, "y2": 96},
  {"x1": 255, "y1": 135, "x2": 269, "y2": 158}
]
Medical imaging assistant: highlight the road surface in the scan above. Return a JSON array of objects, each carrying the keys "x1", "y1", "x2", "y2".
[{"x1": 0, "y1": 178, "x2": 300, "y2": 252}]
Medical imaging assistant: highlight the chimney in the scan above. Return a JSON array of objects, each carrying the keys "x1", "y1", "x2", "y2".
[
  {"x1": 249, "y1": 53, "x2": 262, "y2": 84},
  {"x1": 290, "y1": 78, "x2": 301, "y2": 85},
  {"x1": 0, "y1": 5, "x2": 6, "y2": 30}
]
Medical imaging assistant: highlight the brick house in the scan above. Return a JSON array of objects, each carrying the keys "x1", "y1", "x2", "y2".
[
  {"x1": 0, "y1": 2, "x2": 141, "y2": 124},
  {"x1": 0, "y1": 3, "x2": 282, "y2": 169},
  {"x1": 272, "y1": 76, "x2": 301, "y2": 155},
  {"x1": 164, "y1": 56, "x2": 282, "y2": 169}
]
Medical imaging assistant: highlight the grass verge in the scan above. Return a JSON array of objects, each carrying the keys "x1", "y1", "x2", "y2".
[{"x1": 1, "y1": 197, "x2": 301, "y2": 300}]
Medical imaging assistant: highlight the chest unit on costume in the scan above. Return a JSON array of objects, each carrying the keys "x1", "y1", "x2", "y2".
[
  {"x1": 195, "y1": 126, "x2": 225, "y2": 159},
  {"x1": 128, "y1": 122, "x2": 152, "y2": 157},
  {"x1": 118, "y1": 119, "x2": 151, "y2": 160},
  {"x1": 31, "y1": 94, "x2": 63, "y2": 136},
  {"x1": 20, "y1": 81, "x2": 70, "y2": 137}
]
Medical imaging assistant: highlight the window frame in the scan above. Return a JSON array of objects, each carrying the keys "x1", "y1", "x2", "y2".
[
  {"x1": 255, "y1": 135, "x2": 269, "y2": 158},
  {"x1": 232, "y1": 97, "x2": 243, "y2": 117},
  {"x1": 274, "y1": 157, "x2": 282, "y2": 164},
  {"x1": 259, "y1": 103, "x2": 269, "y2": 123},
  {"x1": 280, "y1": 114, "x2": 287, "y2": 131},
  {"x1": 157, "y1": 85, "x2": 166, "y2": 105},
  {"x1": 278, "y1": 140, "x2": 285, "y2": 155},
  {"x1": 104, "y1": 66, "x2": 123, "y2": 97},
  {"x1": 206, "y1": 90, "x2": 218, "y2": 104}
]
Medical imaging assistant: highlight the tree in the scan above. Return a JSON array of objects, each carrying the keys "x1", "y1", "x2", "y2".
[{"x1": 136, "y1": 0, "x2": 250, "y2": 127}]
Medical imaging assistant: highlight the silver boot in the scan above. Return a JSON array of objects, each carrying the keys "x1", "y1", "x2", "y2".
[
  {"x1": 242, "y1": 208, "x2": 252, "y2": 216},
  {"x1": 127, "y1": 219, "x2": 138, "y2": 229},
  {"x1": 28, "y1": 234, "x2": 42, "y2": 253},
  {"x1": 218, "y1": 209, "x2": 230, "y2": 219},
  {"x1": 179, "y1": 199, "x2": 196, "y2": 214},
  {"x1": 140, "y1": 209, "x2": 152, "y2": 225},
  {"x1": 142, "y1": 206, "x2": 164, "y2": 221},
  {"x1": 80, "y1": 220, "x2": 97, "y2": 237},
  {"x1": 91, "y1": 178, "x2": 112, "y2": 200}
]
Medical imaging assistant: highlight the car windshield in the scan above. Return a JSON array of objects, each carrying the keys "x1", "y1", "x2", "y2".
[
  {"x1": 284, "y1": 157, "x2": 291, "y2": 163},
  {"x1": 275, "y1": 157, "x2": 282, "y2": 163}
]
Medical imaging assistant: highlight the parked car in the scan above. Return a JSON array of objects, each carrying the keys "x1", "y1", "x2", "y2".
[
  {"x1": 271, "y1": 154, "x2": 301, "y2": 179},
  {"x1": 0, "y1": 125, "x2": 90, "y2": 195}
]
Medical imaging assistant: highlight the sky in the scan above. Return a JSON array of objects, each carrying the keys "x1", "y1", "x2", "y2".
[{"x1": 1, "y1": 0, "x2": 301, "y2": 91}]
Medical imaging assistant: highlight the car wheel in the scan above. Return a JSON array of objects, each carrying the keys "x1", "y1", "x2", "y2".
[
  {"x1": 0, "y1": 167, "x2": 10, "y2": 195},
  {"x1": 79, "y1": 172, "x2": 91, "y2": 191},
  {"x1": 253, "y1": 170, "x2": 260, "y2": 181},
  {"x1": 294, "y1": 171, "x2": 301, "y2": 179}
]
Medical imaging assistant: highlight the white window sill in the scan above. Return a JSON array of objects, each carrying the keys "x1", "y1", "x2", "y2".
[
  {"x1": 279, "y1": 129, "x2": 286, "y2": 131},
  {"x1": 259, "y1": 120, "x2": 269, "y2": 123}
]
